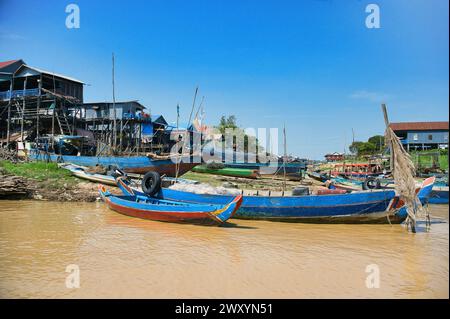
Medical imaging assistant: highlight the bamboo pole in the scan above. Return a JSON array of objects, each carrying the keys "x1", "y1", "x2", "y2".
[
  {"x1": 381, "y1": 103, "x2": 393, "y2": 172},
  {"x1": 21, "y1": 77, "x2": 26, "y2": 142},
  {"x1": 6, "y1": 75, "x2": 13, "y2": 147},
  {"x1": 282, "y1": 124, "x2": 287, "y2": 192},
  {"x1": 112, "y1": 53, "x2": 117, "y2": 151},
  {"x1": 36, "y1": 76, "x2": 42, "y2": 140},
  {"x1": 119, "y1": 119, "x2": 123, "y2": 152}
]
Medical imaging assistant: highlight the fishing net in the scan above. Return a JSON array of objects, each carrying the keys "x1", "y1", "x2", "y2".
[
  {"x1": 385, "y1": 126, "x2": 423, "y2": 231},
  {"x1": 168, "y1": 182, "x2": 241, "y2": 195}
]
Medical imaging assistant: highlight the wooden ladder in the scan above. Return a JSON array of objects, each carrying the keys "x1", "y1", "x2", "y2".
[{"x1": 55, "y1": 109, "x2": 73, "y2": 135}]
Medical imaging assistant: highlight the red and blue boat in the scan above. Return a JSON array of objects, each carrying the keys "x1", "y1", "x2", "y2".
[
  {"x1": 98, "y1": 184, "x2": 242, "y2": 225},
  {"x1": 116, "y1": 176, "x2": 435, "y2": 224}
]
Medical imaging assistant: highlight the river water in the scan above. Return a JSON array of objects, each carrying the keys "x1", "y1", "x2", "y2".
[{"x1": 0, "y1": 200, "x2": 448, "y2": 298}]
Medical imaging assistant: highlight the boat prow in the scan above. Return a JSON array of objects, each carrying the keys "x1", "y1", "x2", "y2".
[{"x1": 98, "y1": 183, "x2": 242, "y2": 226}]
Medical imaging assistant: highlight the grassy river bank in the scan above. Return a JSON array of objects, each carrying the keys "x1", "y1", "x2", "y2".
[{"x1": 0, "y1": 161, "x2": 99, "y2": 201}]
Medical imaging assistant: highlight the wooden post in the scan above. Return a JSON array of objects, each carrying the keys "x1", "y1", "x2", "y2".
[
  {"x1": 381, "y1": 103, "x2": 393, "y2": 172},
  {"x1": 119, "y1": 119, "x2": 123, "y2": 153},
  {"x1": 21, "y1": 77, "x2": 27, "y2": 142},
  {"x1": 36, "y1": 76, "x2": 42, "y2": 140},
  {"x1": 6, "y1": 75, "x2": 13, "y2": 147},
  {"x1": 112, "y1": 53, "x2": 117, "y2": 151},
  {"x1": 6, "y1": 104, "x2": 11, "y2": 147},
  {"x1": 51, "y1": 100, "x2": 55, "y2": 142},
  {"x1": 138, "y1": 122, "x2": 142, "y2": 155},
  {"x1": 282, "y1": 124, "x2": 287, "y2": 192}
]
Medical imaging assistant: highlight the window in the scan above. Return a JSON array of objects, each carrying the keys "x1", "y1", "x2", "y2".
[
  {"x1": 428, "y1": 134, "x2": 433, "y2": 141},
  {"x1": 413, "y1": 133, "x2": 418, "y2": 141}
]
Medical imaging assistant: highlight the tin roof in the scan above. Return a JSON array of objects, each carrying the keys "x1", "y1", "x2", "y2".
[
  {"x1": 83, "y1": 101, "x2": 145, "y2": 110},
  {"x1": 13, "y1": 64, "x2": 84, "y2": 84},
  {"x1": 0, "y1": 60, "x2": 21, "y2": 69},
  {"x1": 389, "y1": 122, "x2": 449, "y2": 131}
]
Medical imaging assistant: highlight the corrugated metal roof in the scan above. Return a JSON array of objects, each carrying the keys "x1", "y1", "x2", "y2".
[
  {"x1": 389, "y1": 121, "x2": 449, "y2": 131},
  {"x1": 151, "y1": 114, "x2": 168, "y2": 125},
  {"x1": 83, "y1": 101, "x2": 146, "y2": 110},
  {"x1": 0, "y1": 60, "x2": 20, "y2": 69},
  {"x1": 15, "y1": 65, "x2": 84, "y2": 84}
]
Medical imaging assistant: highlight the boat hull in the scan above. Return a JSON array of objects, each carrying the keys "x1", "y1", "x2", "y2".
[
  {"x1": 429, "y1": 187, "x2": 449, "y2": 204},
  {"x1": 30, "y1": 152, "x2": 197, "y2": 177},
  {"x1": 117, "y1": 178, "x2": 403, "y2": 224},
  {"x1": 117, "y1": 177, "x2": 435, "y2": 224},
  {"x1": 224, "y1": 162, "x2": 305, "y2": 180},
  {"x1": 192, "y1": 166, "x2": 259, "y2": 179},
  {"x1": 99, "y1": 185, "x2": 242, "y2": 225},
  {"x1": 157, "y1": 188, "x2": 403, "y2": 223}
]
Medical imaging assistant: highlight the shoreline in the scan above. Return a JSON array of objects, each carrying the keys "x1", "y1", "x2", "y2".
[{"x1": 0, "y1": 161, "x2": 100, "y2": 202}]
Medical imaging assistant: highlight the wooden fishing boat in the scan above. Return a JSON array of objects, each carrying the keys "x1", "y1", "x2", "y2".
[
  {"x1": 30, "y1": 151, "x2": 198, "y2": 177},
  {"x1": 99, "y1": 184, "x2": 242, "y2": 225},
  {"x1": 116, "y1": 176, "x2": 435, "y2": 224},
  {"x1": 224, "y1": 162, "x2": 305, "y2": 180},
  {"x1": 429, "y1": 186, "x2": 449, "y2": 204},
  {"x1": 61, "y1": 163, "x2": 117, "y2": 185},
  {"x1": 332, "y1": 176, "x2": 447, "y2": 204},
  {"x1": 192, "y1": 165, "x2": 259, "y2": 179},
  {"x1": 307, "y1": 171, "x2": 329, "y2": 182}
]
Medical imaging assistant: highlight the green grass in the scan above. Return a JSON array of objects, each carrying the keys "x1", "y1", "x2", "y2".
[
  {"x1": 410, "y1": 152, "x2": 448, "y2": 171},
  {"x1": 181, "y1": 171, "x2": 224, "y2": 186},
  {"x1": 0, "y1": 161, "x2": 79, "y2": 188}
]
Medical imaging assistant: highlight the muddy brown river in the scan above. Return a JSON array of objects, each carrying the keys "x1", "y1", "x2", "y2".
[{"x1": 0, "y1": 200, "x2": 448, "y2": 298}]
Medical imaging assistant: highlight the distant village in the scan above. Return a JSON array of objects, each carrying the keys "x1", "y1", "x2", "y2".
[
  {"x1": 0, "y1": 59, "x2": 448, "y2": 167},
  {"x1": 0, "y1": 59, "x2": 210, "y2": 158}
]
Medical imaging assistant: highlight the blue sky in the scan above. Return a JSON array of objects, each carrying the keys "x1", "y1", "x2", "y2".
[{"x1": 1, "y1": 0, "x2": 448, "y2": 159}]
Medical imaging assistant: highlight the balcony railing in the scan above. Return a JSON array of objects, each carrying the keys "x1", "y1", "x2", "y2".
[{"x1": 0, "y1": 88, "x2": 40, "y2": 101}]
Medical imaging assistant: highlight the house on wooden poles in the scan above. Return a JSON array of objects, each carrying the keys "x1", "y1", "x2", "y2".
[
  {"x1": 81, "y1": 101, "x2": 171, "y2": 154},
  {"x1": 0, "y1": 59, "x2": 84, "y2": 148},
  {"x1": 0, "y1": 59, "x2": 177, "y2": 156}
]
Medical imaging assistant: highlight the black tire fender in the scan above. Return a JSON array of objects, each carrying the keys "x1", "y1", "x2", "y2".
[
  {"x1": 141, "y1": 171, "x2": 162, "y2": 196},
  {"x1": 363, "y1": 177, "x2": 381, "y2": 190}
]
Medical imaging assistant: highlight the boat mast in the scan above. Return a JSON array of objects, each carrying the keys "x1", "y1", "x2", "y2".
[
  {"x1": 381, "y1": 104, "x2": 393, "y2": 172},
  {"x1": 175, "y1": 86, "x2": 198, "y2": 180},
  {"x1": 283, "y1": 124, "x2": 287, "y2": 192},
  {"x1": 112, "y1": 53, "x2": 117, "y2": 153},
  {"x1": 175, "y1": 103, "x2": 180, "y2": 181}
]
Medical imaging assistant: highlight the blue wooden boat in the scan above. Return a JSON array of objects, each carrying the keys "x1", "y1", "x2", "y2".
[
  {"x1": 61, "y1": 163, "x2": 117, "y2": 185},
  {"x1": 307, "y1": 171, "x2": 330, "y2": 182},
  {"x1": 224, "y1": 161, "x2": 306, "y2": 179},
  {"x1": 30, "y1": 151, "x2": 198, "y2": 177},
  {"x1": 429, "y1": 186, "x2": 449, "y2": 204},
  {"x1": 99, "y1": 185, "x2": 242, "y2": 225},
  {"x1": 331, "y1": 176, "x2": 448, "y2": 205},
  {"x1": 59, "y1": 163, "x2": 198, "y2": 186},
  {"x1": 116, "y1": 176, "x2": 436, "y2": 224}
]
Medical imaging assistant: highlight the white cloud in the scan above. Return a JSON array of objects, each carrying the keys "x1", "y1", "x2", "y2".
[
  {"x1": 349, "y1": 90, "x2": 391, "y2": 102},
  {"x1": 0, "y1": 31, "x2": 25, "y2": 40}
]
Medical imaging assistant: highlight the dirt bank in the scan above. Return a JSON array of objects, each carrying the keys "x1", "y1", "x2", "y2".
[{"x1": 0, "y1": 168, "x2": 100, "y2": 202}]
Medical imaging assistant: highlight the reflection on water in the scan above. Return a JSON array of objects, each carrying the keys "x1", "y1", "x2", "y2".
[{"x1": 0, "y1": 200, "x2": 448, "y2": 298}]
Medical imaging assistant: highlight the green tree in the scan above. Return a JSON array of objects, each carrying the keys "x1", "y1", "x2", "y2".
[
  {"x1": 349, "y1": 141, "x2": 377, "y2": 156},
  {"x1": 217, "y1": 115, "x2": 237, "y2": 134},
  {"x1": 349, "y1": 141, "x2": 364, "y2": 155},
  {"x1": 368, "y1": 135, "x2": 385, "y2": 151},
  {"x1": 215, "y1": 115, "x2": 264, "y2": 154},
  {"x1": 359, "y1": 142, "x2": 377, "y2": 155}
]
